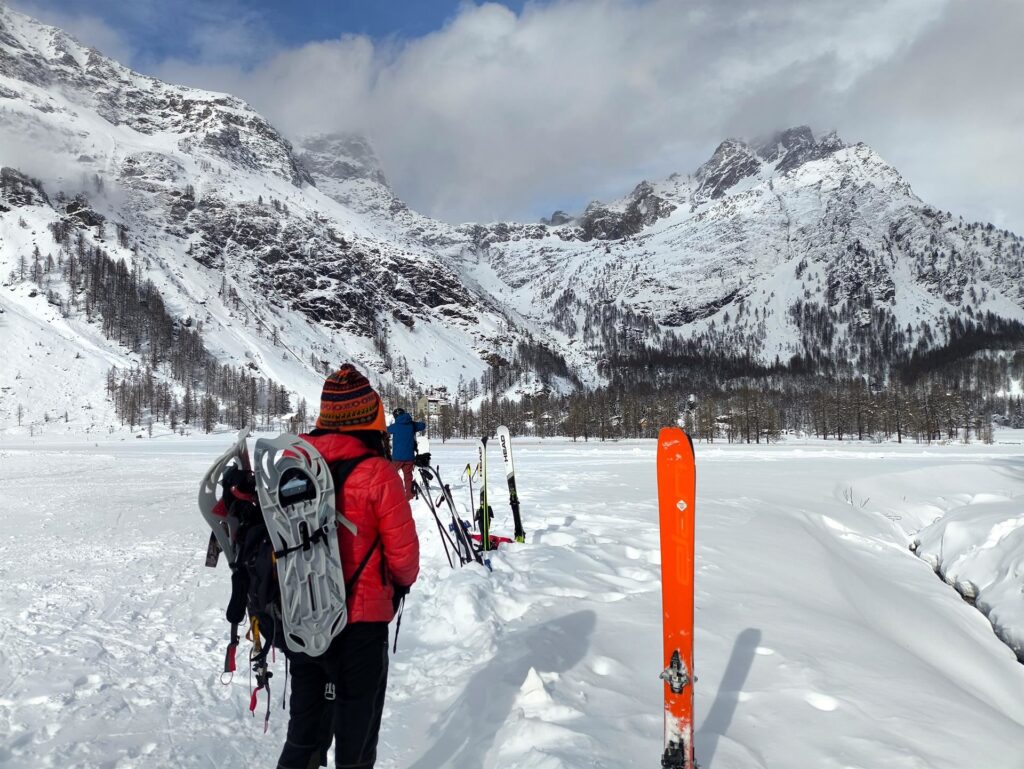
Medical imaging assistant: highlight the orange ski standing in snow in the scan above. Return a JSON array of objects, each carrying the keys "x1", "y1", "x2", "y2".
[{"x1": 657, "y1": 426, "x2": 697, "y2": 769}]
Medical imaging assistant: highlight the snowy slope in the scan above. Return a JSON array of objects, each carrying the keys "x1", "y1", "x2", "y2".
[
  {"x1": 456, "y1": 133, "x2": 1024, "y2": 371},
  {"x1": 3, "y1": 6, "x2": 1024, "y2": 434},
  {"x1": 0, "y1": 5, "x2": 535, "y2": 433},
  {"x1": 303, "y1": 123, "x2": 1024, "y2": 379},
  {"x1": 2, "y1": 435, "x2": 1024, "y2": 768}
]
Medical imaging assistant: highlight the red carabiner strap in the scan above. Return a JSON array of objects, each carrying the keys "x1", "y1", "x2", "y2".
[
  {"x1": 250, "y1": 659, "x2": 273, "y2": 733},
  {"x1": 224, "y1": 623, "x2": 240, "y2": 672},
  {"x1": 249, "y1": 684, "x2": 271, "y2": 733},
  {"x1": 224, "y1": 641, "x2": 238, "y2": 673}
]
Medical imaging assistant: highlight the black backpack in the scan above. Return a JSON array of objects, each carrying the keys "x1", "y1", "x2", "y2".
[{"x1": 222, "y1": 454, "x2": 378, "y2": 655}]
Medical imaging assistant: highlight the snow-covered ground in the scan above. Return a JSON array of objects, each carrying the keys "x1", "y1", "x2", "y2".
[{"x1": 2, "y1": 435, "x2": 1024, "y2": 769}]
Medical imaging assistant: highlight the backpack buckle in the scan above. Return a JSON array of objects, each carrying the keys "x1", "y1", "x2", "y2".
[{"x1": 324, "y1": 683, "x2": 336, "y2": 701}]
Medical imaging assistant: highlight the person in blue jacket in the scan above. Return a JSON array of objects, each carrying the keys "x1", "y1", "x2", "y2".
[{"x1": 387, "y1": 408, "x2": 426, "y2": 499}]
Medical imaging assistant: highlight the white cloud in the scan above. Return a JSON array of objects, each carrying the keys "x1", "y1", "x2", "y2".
[
  {"x1": 839, "y1": 0, "x2": 1024, "y2": 232},
  {"x1": 13, "y1": 0, "x2": 1024, "y2": 233},
  {"x1": 156, "y1": 0, "x2": 941, "y2": 220}
]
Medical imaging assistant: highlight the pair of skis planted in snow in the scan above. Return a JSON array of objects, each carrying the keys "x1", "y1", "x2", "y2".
[
  {"x1": 413, "y1": 426, "x2": 523, "y2": 567},
  {"x1": 471, "y1": 426, "x2": 525, "y2": 551},
  {"x1": 658, "y1": 426, "x2": 697, "y2": 769}
]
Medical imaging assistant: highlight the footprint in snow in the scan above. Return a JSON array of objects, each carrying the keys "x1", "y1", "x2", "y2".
[
  {"x1": 536, "y1": 531, "x2": 576, "y2": 547},
  {"x1": 614, "y1": 565, "x2": 656, "y2": 583},
  {"x1": 804, "y1": 692, "x2": 839, "y2": 711},
  {"x1": 618, "y1": 544, "x2": 643, "y2": 561},
  {"x1": 72, "y1": 673, "x2": 102, "y2": 691},
  {"x1": 588, "y1": 655, "x2": 625, "y2": 677}
]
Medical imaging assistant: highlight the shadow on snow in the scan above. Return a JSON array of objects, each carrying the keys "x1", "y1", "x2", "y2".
[
  {"x1": 696, "y1": 627, "x2": 762, "y2": 768},
  {"x1": 407, "y1": 610, "x2": 597, "y2": 769}
]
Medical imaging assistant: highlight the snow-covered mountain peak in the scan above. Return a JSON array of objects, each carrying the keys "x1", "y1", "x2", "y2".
[
  {"x1": 755, "y1": 125, "x2": 818, "y2": 159},
  {"x1": 694, "y1": 125, "x2": 853, "y2": 201},
  {"x1": 533, "y1": 127, "x2": 868, "y2": 239},
  {"x1": 1, "y1": 7, "x2": 573, "y2": 437},
  {"x1": 297, "y1": 132, "x2": 404, "y2": 215},
  {"x1": 0, "y1": 5, "x2": 310, "y2": 187},
  {"x1": 694, "y1": 138, "x2": 763, "y2": 201},
  {"x1": 298, "y1": 133, "x2": 389, "y2": 187}
]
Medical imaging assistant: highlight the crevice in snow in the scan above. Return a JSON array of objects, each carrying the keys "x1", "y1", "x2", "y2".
[{"x1": 911, "y1": 535, "x2": 1024, "y2": 664}]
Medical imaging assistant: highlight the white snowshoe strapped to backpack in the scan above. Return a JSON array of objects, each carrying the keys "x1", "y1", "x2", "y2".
[{"x1": 252, "y1": 434, "x2": 357, "y2": 657}]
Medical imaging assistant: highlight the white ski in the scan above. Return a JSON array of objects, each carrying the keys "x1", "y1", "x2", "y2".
[
  {"x1": 477, "y1": 436, "x2": 492, "y2": 551},
  {"x1": 496, "y1": 425, "x2": 525, "y2": 542}
]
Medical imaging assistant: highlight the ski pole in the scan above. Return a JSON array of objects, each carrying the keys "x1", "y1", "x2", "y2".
[
  {"x1": 464, "y1": 462, "x2": 477, "y2": 524},
  {"x1": 418, "y1": 468, "x2": 460, "y2": 567},
  {"x1": 436, "y1": 467, "x2": 482, "y2": 566}
]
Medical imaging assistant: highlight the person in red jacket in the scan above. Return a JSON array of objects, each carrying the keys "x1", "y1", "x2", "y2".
[{"x1": 277, "y1": 364, "x2": 419, "y2": 769}]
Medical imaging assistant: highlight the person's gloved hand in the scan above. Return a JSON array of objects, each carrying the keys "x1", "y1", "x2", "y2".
[
  {"x1": 392, "y1": 583, "x2": 411, "y2": 613},
  {"x1": 414, "y1": 452, "x2": 432, "y2": 468}
]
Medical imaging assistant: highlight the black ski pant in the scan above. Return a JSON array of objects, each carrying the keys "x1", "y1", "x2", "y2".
[{"x1": 276, "y1": 622, "x2": 390, "y2": 769}]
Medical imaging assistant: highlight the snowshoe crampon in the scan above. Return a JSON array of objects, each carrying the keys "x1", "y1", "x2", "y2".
[{"x1": 253, "y1": 434, "x2": 353, "y2": 657}]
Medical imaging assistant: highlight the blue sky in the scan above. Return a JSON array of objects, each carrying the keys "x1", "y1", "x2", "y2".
[{"x1": 23, "y1": 0, "x2": 531, "y2": 69}]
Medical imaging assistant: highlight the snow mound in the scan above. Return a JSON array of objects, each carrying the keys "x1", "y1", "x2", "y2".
[{"x1": 915, "y1": 496, "x2": 1024, "y2": 660}]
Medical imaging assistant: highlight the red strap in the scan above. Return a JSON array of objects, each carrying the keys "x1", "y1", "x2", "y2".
[
  {"x1": 224, "y1": 642, "x2": 238, "y2": 674},
  {"x1": 231, "y1": 487, "x2": 257, "y2": 503},
  {"x1": 250, "y1": 684, "x2": 271, "y2": 732}
]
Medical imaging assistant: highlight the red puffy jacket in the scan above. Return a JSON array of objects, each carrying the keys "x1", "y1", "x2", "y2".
[{"x1": 301, "y1": 430, "x2": 420, "y2": 623}]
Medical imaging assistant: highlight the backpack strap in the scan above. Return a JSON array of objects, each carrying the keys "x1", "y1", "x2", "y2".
[
  {"x1": 346, "y1": 533, "x2": 381, "y2": 596},
  {"x1": 331, "y1": 454, "x2": 374, "y2": 535},
  {"x1": 330, "y1": 454, "x2": 374, "y2": 493},
  {"x1": 330, "y1": 454, "x2": 383, "y2": 598}
]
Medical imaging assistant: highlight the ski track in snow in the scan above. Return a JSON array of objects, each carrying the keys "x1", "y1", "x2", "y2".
[{"x1": 1, "y1": 437, "x2": 1024, "y2": 769}]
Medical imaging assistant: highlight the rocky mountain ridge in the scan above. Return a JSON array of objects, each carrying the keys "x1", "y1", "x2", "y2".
[
  {"x1": 0, "y1": 6, "x2": 546, "y2": 428},
  {"x1": 1, "y1": 6, "x2": 1023, "y2": 434}
]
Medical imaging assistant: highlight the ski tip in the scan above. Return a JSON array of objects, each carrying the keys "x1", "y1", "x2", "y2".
[{"x1": 658, "y1": 426, "x2": 695, "y2": 457}]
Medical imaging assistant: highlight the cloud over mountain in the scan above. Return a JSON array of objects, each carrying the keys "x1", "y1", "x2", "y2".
[{"x1": 11, "y1": 0, "x2": 1024, "y2": 232}]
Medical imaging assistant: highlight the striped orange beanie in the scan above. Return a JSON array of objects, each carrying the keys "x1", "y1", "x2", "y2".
[{"x1": 315, "y1": 364, "x2": 386, "y2": 432}]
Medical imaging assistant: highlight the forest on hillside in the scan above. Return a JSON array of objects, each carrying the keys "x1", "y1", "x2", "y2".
[
  {"x1": 403, "y1": 302, "x2": 1024, "y2": 444},
  {"x1": 6, "y1": 170, "x2": 1024, "y2": 443}
]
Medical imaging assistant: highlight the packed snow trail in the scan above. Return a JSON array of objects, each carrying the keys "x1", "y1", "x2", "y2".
[{"x1": 2, "y1": 436, "x2": 1024, "y2": 768}]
